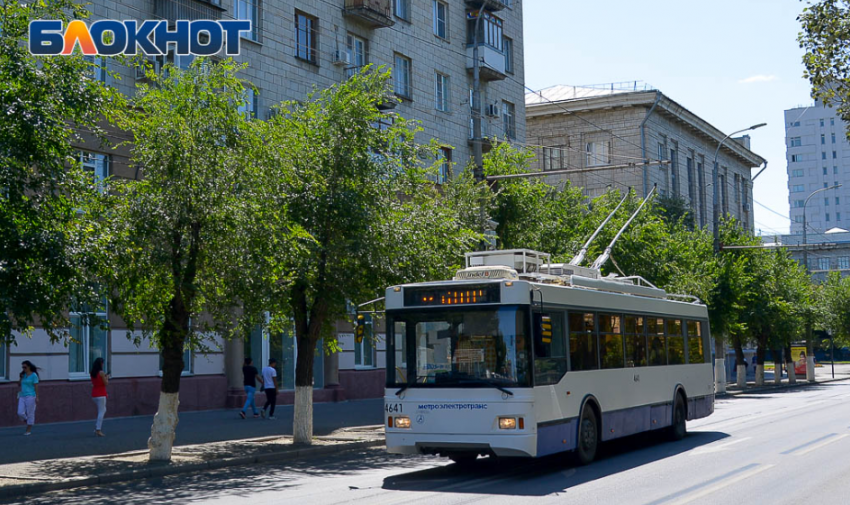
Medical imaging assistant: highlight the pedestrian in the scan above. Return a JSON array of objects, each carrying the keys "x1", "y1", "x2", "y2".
[
  {"x1": 17, "y1": 361, "x2": 39, "y2": 436},
  {"x1": 261, "y1": 358, "x2": 278, "y2": 420},
  {"x1": 90, "y1": 357, "x2": 108, "y2": 437},
  {"x1": 240, "y1": 357, "x2": 261, "y2": 419}
]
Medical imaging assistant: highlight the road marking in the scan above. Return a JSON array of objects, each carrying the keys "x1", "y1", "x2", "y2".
[
  {"x1": 688, "y1": 437, "x2": 751, "y2": 456},
  {"x1": 794, "y1": 434, "x2": 848, "y2": 456},
  {"x1": 666, "y1": 464, "x2": 774, "y2": 505},
  {"x1": 781, "y1": 433, "x2": 838, "y2": 455}
]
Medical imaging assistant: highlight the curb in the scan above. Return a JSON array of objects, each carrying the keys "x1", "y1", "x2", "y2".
[
  {"x1": 718, "y1": 376, "x2": 849, "y2": 396},
  {"x1": 0, "y1": 439, "x2": 385, "y2": 500}
]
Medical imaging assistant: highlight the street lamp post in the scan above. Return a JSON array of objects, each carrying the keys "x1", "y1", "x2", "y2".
[
  {"x1": 801, "y1": 183, "x2": 841, "y2": 382},
  {"x1": 711, "y1": 122, "x2": 766, "y2": 394}
]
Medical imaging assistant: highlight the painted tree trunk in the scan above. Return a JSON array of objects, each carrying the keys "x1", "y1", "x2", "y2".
[
  {"x1": 714, "y1": 334, "x2": 726, "y2": 394},
  {"x1": 787, "y1": 345, "x2": 797, "y2": 384},
  {"x1": 148, "y1": 392, "x2": 180, "y2": 461},
  {"x1": 293, "y1": 334, "x2": 317, "y2": 445},
  {"x1": 737, "y1": 364, "x2": 747, "y2": 388},
  {"x1": 755, "y1": 365, "x2": 764, "y2": 386},
  {"x1": 734, "y1": 340, "x2": 746, "y2": 388},
  {"x1": 773, "y1": 349, "x2": 782, "y2": 385},
  {"x1": 755, "y1": 343, "x2": 766, "y2": 385}
]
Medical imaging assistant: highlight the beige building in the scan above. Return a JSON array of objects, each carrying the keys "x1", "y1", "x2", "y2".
[
  {"x1": 525, "y1": 84, "x2": 766, "y2": 232},
  {"x1": 0, "y1": 0, "x2": 526, "y2": 426}
]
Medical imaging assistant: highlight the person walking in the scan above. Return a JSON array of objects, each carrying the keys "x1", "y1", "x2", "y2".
[
  {"x1": 240, "y1": 357, "x2": 261, "y2": 419},
  {"x1": 90, "y1": 357, "x2": 108, "y2": 437},
  {"x1": 17, "y1": 361, "x2": 39, "y2": 436},
  {"x1": 261, "y1": 358, "x2": 278, "y2": 420}
]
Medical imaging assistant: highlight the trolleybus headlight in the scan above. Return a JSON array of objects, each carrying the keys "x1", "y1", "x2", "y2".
[
  {"x1": 498, "y1": 417, "x2": 517, "y2": 429},
  {"x1": 394, "y1": 416, "x2": 411, "y2": 429}
]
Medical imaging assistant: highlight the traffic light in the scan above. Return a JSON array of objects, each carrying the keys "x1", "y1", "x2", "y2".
[
  {"x1": 540, "y1": 315, "x2": 552, "y2": 344},
  {"x1": 355, "y1": 314, "x2": 365, "y2": 343}
]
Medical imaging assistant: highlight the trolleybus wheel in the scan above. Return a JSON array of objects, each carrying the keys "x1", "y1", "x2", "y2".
[
  {"x1": 448, "y1": 454, "x2": 477, "y2": 465},
  {"x1": 668, "y1": 395, "x2": 687, "y2": 441},
  {"x1": 575, "y1": 407, "x2": 598, "y2": 465}
]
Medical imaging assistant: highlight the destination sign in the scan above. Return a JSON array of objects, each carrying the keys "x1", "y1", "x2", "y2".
[{"x1": 404, "y1": 284, "x2": 501, "y2": 306}]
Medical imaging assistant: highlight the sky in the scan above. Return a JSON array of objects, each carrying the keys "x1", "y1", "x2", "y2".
[{"x1": 523, "y1": 0, "x2": 812, "y2": 237}]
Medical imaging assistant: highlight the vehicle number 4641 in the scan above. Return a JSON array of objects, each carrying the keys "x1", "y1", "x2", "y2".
[{"x1": 385, "y1": 403, "x2": 402, "y2": 414}]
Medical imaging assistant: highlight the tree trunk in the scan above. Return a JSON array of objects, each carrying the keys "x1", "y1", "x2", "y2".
[
  {"x1": 734, "y1": 339, "x2": 746, "y2": 388},
  {"x1": 755, "y1": 339, "x2": 766, "y2": 386},
  {"x1": 773, "y1": 348, "x2": 782, "y2": 385},
  {"x1": 148, "y1": 326, "x2": 186, "y2": 461},
  {"x1": 805, "y1": 321, "x2": 815, "y2": 382},
  {"x1": 786, "y1": 346, "x2": 797, "y2": 384},
  {"x1": 714, "y1": 333, "x2": 726, "y2": 394},
  {"x1": 293, "y1": 333, "x2": 316, "y2": 445}
]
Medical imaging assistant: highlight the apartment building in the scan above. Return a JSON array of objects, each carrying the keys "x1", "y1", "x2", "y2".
[
  {"x1": 767, "y1": 231, "x2": 850, "y2": 282},
  {"x1": 0, "y1": 0, "x2": 526, "y2": 426},
  {"x1": 785, "y1": 100, "x2": 850, "y2": 236},
  {"x1": 525, "y1": 84, "x2": 766, "y2": 232}
]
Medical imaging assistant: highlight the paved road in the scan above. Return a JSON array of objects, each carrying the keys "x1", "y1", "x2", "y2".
[
  {"x1": 5, "y1": 381, "x2": 850, "y2": 504},
  {"x1": 0, "y1": 398, "x2": 383, "y2": 465}
]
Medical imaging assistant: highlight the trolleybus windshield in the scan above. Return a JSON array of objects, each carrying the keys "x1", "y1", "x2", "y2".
[{"x1": 387, "y1": 306, "x2": 531, "y2": 388}]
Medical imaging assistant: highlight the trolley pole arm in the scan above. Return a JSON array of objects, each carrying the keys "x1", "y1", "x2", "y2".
[
  {"x1": 590, "y1": 186, "x2": 657, "y2": 271},
  {"x1": 569, "y1": 191, "x2": 629, "y2": 266}
]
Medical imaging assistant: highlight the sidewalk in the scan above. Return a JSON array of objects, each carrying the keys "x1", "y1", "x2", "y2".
[
  {"x1": 722, "y1": 363, "x2": 850, "y2": 395},
  {"x1": 0, "y1": 425, "x2": 386, "y2": 499},
  {"x1": 0, "y1": 398, "x2": 383, "y2": 465}
]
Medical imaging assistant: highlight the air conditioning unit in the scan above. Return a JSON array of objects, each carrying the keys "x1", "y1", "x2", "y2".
[
  {"x1": 332, "y1": 50, "x2": 351, "y2": 66},
  {"x1": 743, "y1": 202, "x2": 751, "y2": 211},
  {"x1": 485, "y1": 104, "x2": 500, "y2": 117}
]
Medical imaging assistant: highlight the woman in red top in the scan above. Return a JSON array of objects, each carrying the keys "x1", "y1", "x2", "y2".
[{"x1": 90, "y1": 357, "x2": 108, "y2": 437}]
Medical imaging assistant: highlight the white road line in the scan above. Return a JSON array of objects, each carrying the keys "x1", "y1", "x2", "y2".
[
  {"x1": 688, "y1": 437, "x2": 751, "y2": 456},
  {"x1": 795, "y1": 433, "x2": 849, "y2": 456},
  {"x1": 668, "y1": 464, "x2": 775, "y2": 505}
]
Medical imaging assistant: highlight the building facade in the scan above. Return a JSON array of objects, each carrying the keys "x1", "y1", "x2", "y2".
[
  {"x1": 768, "y1": 231, "x2": 850, "y2": 283},
  {"x1": 785, "y1": 101, "x2": 850, "y2": 236},
  {"x1": 525, "y1": 84, "x2": 766, "y2": 232},
  {"x1": 0, "y1": 0, "x2": 526, "y2": 426}
]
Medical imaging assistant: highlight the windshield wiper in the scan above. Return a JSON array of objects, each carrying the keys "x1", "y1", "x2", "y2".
[
  {"x1": 458, "y1": 379, "x2": 514, "y2": 397},
  {"x1": 395, "y1": 385, "x2": 409, "y2": 397}
]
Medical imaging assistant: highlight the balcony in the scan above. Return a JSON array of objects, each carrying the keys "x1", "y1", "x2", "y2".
[
  {"x1": 154, "y1": 0, "x2": 224, "y2": 22},
  {"x1": 468, "y1": 117, "x2": 496, "y2": 152},
  {"x1": 464, "y1": 0, "x2": 509, "y2": 12},
  {"x1": 466, "y1": 44, "x2": 507, "y2": 81},
  {"x1": 343, "y1": 0, "x2": 395, "y2": 29}
]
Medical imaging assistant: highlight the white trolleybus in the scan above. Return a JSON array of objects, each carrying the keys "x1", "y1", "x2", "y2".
[{"x1": 382, "y1": 192, "x2": 714, "y2": 465}]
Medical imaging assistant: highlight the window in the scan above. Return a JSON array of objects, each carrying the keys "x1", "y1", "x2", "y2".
[
  {"x1": 791, "y1": 136, "x2": 802, "y2": 147},
  {"x1": 467, "y1": 11, "x2": 503, "y2": 51},
  {"x1": 833, "y1": 151, "x2": 838, "y2": 159},
  {"x1": 80, "y1": 151, "x2": 108, "y2": 192},
  {"x1": 670, "y1": 147, "x2": 678, "y2": 196},
  {"x1": 686, "y1": 321, "x2": 705, "y2": 364},
  {"x1": 355, "y1": 314, "x2": 376, "y2": 368},
  {"x1": 69, "y1": 296, "x2": 108, "y2": 379},
  {"x1": 791, "y1": 154, "x2": 802, "y2": 162},
  {"x1": 825, "y1": 182, "x2": 829, "y2": 188},
  {"x1": 820, "y1": 119, "x2": 825, "y2": 127},
  {"x1": 687, "y1": 156, "x2": 695, "y2": 204},
  {"x1": 84, "y1": 55, "x2": 106, "y2": 83},
  {"x1": 822, "y1": 152, "x2": 827, "y2": 160},
  {"x1": 838, "y1": 197, "x2": 842, "y2": 205},
  {"x1": 435, "y1": 72, "x2": 449, "y2": 112},
  {"x1": 237, "y1": 87, "x2": 258, "y2": 118},
  {"x1": 792, "y1": 185, "x2": 805, "y2": 192},
  {"x1": 832, "y1": 132, "x2": 837, "y2": 143},
  {"x1": 568, "y1": 312, "x2": 597, "y2": 371},
  {"x1": 394, "y1": 0, "x2": 410, "y2": 21},
  {"x1": 533, "y1": 312, "x2": 567, "y2": 385},
  {"x1": 792, "y1": 169, "x2": 804, "y2": 177},
  {"x1": 666, "y1": 319, "x2": 685, "y2": 365},
  {"x1": 346, "y1": 34, "x2": 367, "y2": 78},
  {"x1": 698, "y1": 159, "x2": 706, "y2": 227},
  {"x1": 835, "y1": 166, "x2": 839, "y2": 175},
  {"x1": 794, "y1": 199, "x2": 804, "y2": 208},
  {"x1": 825, "y1": 197, "x2": 830, "y2": 206},
  {"x1": 235, "y1": 0, "x2": 259, "y2": 42},
  {"x1": 624, "y1": 315, "x2": 646, "y2": 367},
  {"x1": 586, "y1": 141, "x2": 610, "y2": 167},
  {"x1": 598, "y1": 314, "x2": 624, "y2": 369},
  {"x1": 792, "y1": 121, "x2": 801, "y2": 127},
  {"x1": 647, "y1": 317, "x2": 665, "y2": 366},
  {"x1": 734, "y1": 173, "x2": 740, "y2": 203},
  {"x1": 826, "y1": 212, "x2": 831, "y2": 222},
  {"x1": 821, "y1": 134, "x2": 825, "y2": 145},
  {"x1": 502, "y1": 100, "x2": 516, "y2": 139},
  {"x1": 433, "y1": 1, "x2": 448, "y2": 38},
  {"x1": 720, "y1": 173, "x2": 728, "y2": 215},
  {"x1": 437, "y1": 147, "x2": 452, "y2": 184},
  {"x1": 503, "y1": 37, "x2": 514, "y2": 74},
  {"x1": 818, "y1": 258, "x2": 831, "y2": 271},
  {"x1": 794, "y1": 215, "x2": 804, "y2": 223},
  {"x1": 824, "y1": 167, "x2": 829, "y2": 175},
  {"x1": 831, "y1": 118, "x2": 835, "y2": 126},
  {"x1": 838, "y1": 257, "x2": 850, "y2": 269},
  {"x1": 838, "y1": 212, "x2": 842, "y2": 221},
  {"x1": 295, "y1": 11, "x2": 318, "y2": 64},
  {"x1": 543, "y1": 146, "x2": 564, "y2": 171},
  {"x1": 393, "y1": 53, "x2": 411, "y2": 98}
]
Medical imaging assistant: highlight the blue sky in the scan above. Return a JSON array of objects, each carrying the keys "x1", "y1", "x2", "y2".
[{"x1": 523, "y1": 0, "x2": 812, "y2": 236}]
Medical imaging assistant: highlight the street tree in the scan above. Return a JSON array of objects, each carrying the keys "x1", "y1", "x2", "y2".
[
  {"x1": 0, "y1": 0, "x2": 119, "y2": 340},
  {"x1": 101, "y1": 60, "x2": 295, "y2": 461},
  {"x1": 263, "y1": 69, "x2": 480, "y2": 444},
  {"x1": 820, "y1": 273, "x2": 850, "y2": 346}
]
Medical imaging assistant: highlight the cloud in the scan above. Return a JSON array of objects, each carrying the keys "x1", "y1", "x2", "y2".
[{"x1": 739, "y1": 75, "x2": 779, "y2": 84}]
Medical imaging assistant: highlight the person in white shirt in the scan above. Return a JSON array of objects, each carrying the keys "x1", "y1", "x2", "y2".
[{"x1": 261, "y1": 358, "x2": 278, "y2": 419}]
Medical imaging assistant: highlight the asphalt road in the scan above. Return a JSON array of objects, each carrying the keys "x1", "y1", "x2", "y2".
[
  {"x1": 0, "y1": 398, "x2": 384, "y2": 465},
  {"x1": 5, "y1": 381, "x2": 850, "y2": 504}
]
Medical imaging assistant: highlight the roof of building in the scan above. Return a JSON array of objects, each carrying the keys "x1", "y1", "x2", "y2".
[{"x1": 525, "y1": 84, "x2": 767, "y2": 168}]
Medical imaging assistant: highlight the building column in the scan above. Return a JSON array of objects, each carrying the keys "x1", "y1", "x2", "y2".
[{"x1": 225, "y1": 338, "x2": 245, "y2": 390}]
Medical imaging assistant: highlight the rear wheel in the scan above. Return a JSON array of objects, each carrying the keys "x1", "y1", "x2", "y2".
[
  {"x1": 668, "y1": 394, "x2": 687, "y2": 441},
  {"x1": 575, "y1": 407, "x2": 598, "y2": 465}
]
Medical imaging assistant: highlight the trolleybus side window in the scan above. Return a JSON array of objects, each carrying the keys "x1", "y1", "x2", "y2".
[
  {"x1": 533, "y1": 311, "x2": 567, "y2": 385},
  {"x1": 599, "y1": 313, "x2": 625, "y2": 369},
  {"x1": 624, "y1": 315, "x2": 647, "y2": 367},
  {"x1": 392, "y1": 321, "x2": 408, "y2": 383},
  {"x1": 686, "y1": 320, "x2": 705, "y2": 364},
  {"x1": 647, "y1": 317, "x2": 666, "y2": 366},
  {"x1": 667, "y1": 318, "x2": 685, "y2": 365},
  {"x1": 568, "y1": 312, "x2": 598, "y2": 371}
]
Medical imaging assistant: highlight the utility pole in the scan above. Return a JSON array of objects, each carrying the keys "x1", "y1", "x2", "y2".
[{"x1": 472, "y1": 1, "x2": 489, "y2": 250}]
